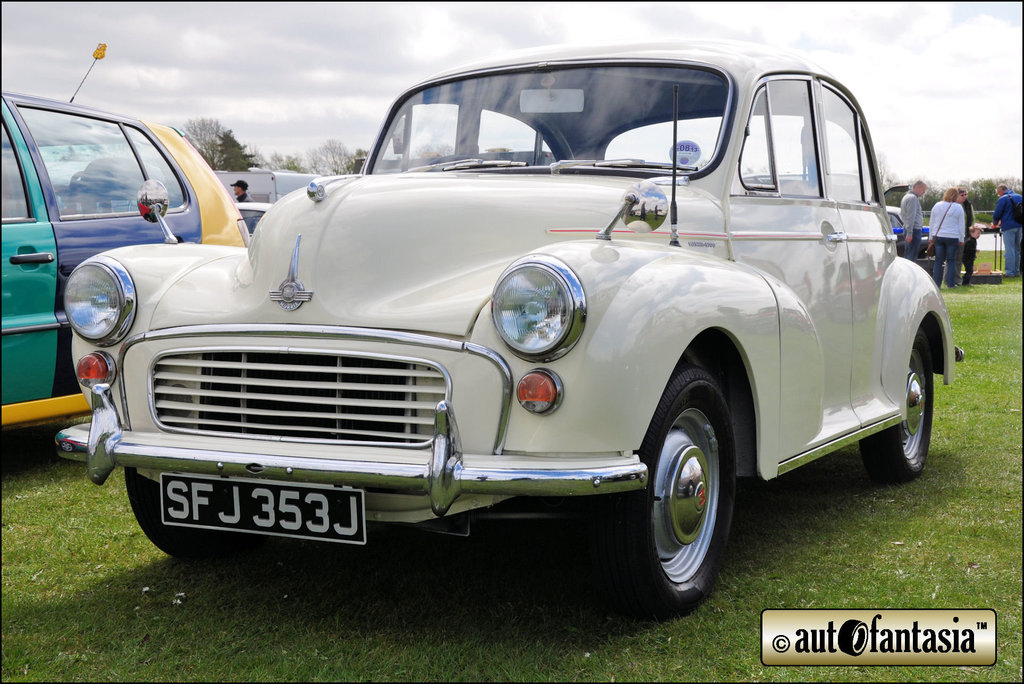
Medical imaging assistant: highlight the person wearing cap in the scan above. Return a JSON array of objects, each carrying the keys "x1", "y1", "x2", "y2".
[{"x1": 231, "y1": 180, "x2": 250, "y2": 203}]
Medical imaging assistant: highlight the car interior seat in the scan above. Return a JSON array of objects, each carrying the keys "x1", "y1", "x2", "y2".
[{"x1": 65, "y1": 157, "x2": 143, "y2": 215}]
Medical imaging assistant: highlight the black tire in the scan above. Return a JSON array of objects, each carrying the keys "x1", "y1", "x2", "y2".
[
  {"x1": 590, "y1": 365, "x2": 736, "y2": 620},
  {"x1": 125, "y1": 467, "x2": 266, "y2": 559},
  {"x1": 859, "y1": 328, "x2": 934, "y2": 483}
]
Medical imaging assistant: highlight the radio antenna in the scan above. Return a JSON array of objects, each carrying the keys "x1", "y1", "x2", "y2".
[
  {"x1": 670, "y1": 85, "x2": 680, "y2": 247},
  {"x1": 70, "y1": 43, "x2": 107, "y2": 103}
]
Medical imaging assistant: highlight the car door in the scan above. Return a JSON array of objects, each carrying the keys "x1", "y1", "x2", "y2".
[
  {"x1": 2, "y1": 102, "x2": 60, "y2": 406},
  {"x1": 3, "y1": 96, "x2": 203, "y2": 409},
  {"x1": 729, "y1": 77, "x2": 858, "y2": 458},
  {"x1": 817, "y1": 81, "x2": 895, "y2": 427}
]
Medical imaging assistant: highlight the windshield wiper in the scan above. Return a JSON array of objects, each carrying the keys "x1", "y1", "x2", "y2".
[
  {"x1": 409, "y1": 158, "x2": 528, "y2": 172},
  {"x1": 550, "y1": 159, "x2": 699, "y2": 174}
]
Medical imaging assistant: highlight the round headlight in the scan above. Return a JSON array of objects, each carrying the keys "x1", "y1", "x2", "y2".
[
  {"x1": 491, "y1": 256, "x2": 586, "y2": 361},
  {"x1": 64, "y1": 256, "x2": 136, "y2": 346}
]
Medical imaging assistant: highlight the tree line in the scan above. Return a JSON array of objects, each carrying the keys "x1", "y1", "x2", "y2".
[
  {"x1": 877, "y1": 156, "x2": 1019, "y2": 214},
  {"x1": 182, "y1": 118, "x2": 367, "y2": 176},
  {"x1": 886, "y1": 178, "x2": 1022, "y2": 215}
]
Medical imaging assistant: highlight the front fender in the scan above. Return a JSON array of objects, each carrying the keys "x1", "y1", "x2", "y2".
[
  {"x1": 69, "y1": 243, "x2": 247, "y2": 364},
  {"x1": 475, "y1": 241, "x2": 781, "y2": 463}
]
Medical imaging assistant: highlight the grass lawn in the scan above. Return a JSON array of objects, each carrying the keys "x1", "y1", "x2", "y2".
[{"x1": 2, "y1": 279, "x2": 1020, "y2": 682}]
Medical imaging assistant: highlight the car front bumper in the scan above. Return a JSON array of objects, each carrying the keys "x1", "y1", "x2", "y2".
[{"x1": 57, "y1": 383, "x2": 648, "y2": 517}]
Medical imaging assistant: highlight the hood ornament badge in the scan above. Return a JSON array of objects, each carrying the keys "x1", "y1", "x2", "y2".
[{"x1": 269, "y1": 234, "x2": 313, "y2": 311}]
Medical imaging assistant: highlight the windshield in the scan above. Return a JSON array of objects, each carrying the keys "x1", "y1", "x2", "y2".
[{"x1": 367, "y1": 64, "x2": 730, "y2": 175}]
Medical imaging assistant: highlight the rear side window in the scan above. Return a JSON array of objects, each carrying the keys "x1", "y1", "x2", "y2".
[
  {"x1": 821, "y1": 87, "x2": 863, "y2": 202},
  {"x1": 126, "y1": 127, "x2": 185, "y2": 208},
  {"x1": 2, "y1": 122, "x2": 30, "y2": 221},
  {"x1": 17, "y1": 107, "x2": 184, "y2": 219}
]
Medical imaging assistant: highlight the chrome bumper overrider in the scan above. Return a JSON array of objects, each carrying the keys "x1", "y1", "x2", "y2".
[{"x1": 60, "y1": 383, "x2": 648, "y2": 517}]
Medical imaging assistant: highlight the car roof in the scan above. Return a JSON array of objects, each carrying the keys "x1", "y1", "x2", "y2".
[
  {"x1": 2, "y1": 90, "x2": 145, "y2": 124},
  {"x1": 419, "y1": 40, "x2": 832, "y2": 86}
]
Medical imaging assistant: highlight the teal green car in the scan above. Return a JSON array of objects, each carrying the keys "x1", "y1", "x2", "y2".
[{"x1": 2, "y1": 92, "x2": 247, "y2": 429}]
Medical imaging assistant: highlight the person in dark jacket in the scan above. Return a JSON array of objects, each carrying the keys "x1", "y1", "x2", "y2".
[
  {"x1": 231, "y1": 179, "x2": 250, "y2": 203},
  {"x1": 954, "y1": 189, "x2": 973, "y2": 285},
  {"x1": 992, "y1": 183, "x2": 1022, "y2": 277},
  {"x1": 962, "y1": 223, "x2": 982, "y2": 286}
]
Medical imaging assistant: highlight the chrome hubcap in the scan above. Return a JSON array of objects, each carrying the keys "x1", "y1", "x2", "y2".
[
  {"x1": 901, "y1": 348, "x2": 927, "y2": 460},
  {"x1": 668, "y1": 447, "x2": 707, "y2": 544},
  {"x1": 905, "y1": 372, "x2": 923, "y2": 436},
  {"x1": 653, "y1": 408, "x2": 718, "y2": 583}
]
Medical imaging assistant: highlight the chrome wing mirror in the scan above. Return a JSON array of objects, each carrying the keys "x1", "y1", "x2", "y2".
[
  {"x1": 137, "y1": 179, "x2": 180, "y2": 244},
  {"x1": 596, "y1": 180, "x2": 668, "y2": 240}
]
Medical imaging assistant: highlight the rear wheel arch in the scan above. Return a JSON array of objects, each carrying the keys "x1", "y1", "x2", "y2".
[
  {"x1": 918, "y1": 311, "x2": 945, "y2": 377},
  {"x1": 859, "y1": 326, "x2": 934, "y2": 482}
]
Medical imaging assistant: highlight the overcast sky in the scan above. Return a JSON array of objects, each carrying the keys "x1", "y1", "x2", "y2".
[{"x1": 2, "y1": 2, "x2": 1021, "y2": 184}]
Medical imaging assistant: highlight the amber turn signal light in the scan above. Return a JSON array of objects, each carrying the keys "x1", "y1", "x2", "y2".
[{"x1": 517, "y1": 369, "x2": 563, "y2": 414}]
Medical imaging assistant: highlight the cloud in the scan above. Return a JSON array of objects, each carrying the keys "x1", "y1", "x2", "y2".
[{"x1": 2, "y1": 1, "x2": 1020, "y2": 181}]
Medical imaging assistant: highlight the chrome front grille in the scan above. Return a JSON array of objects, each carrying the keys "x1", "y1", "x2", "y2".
[{"x1": 151, "y1": 350, "x2": 448, "y2": 446}]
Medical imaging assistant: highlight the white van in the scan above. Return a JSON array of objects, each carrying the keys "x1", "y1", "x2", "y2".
[{"x1": 215, "y1": 169, "x2": 318, "y2": 203}]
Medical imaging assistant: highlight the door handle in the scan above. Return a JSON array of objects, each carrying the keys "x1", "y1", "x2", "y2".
[
  {"x1": 10, "y1": 252, "x2": 55, "y2": 265},
  {"x1": 826, "y1": 231, "x2": 848, "y2": 243}
]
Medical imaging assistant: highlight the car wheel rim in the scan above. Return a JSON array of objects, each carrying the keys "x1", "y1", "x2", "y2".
[
  {"x1": 902, "y1": 348, "x2": 926, "y2": 460},
  {"x1": 653, "y1": 407, "x2": 719, "y2": 583}
]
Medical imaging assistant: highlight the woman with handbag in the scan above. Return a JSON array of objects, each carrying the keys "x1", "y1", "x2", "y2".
[{"x1": 928, "y1": 187, "x2": 966, "y2": 289}]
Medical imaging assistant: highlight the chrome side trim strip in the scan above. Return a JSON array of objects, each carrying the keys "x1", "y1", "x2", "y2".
[
  {"x1": 729, "y1": 231, "x2": 828, "y2": 240},
  {"x1": 1, "y1": 322, "x2": 62, "y2": 335},
  {"x1": 776, "y1": 414, "x2": 902, "y2": 476}
]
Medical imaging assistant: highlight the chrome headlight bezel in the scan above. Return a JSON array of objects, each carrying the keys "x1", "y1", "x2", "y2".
[
  {"x1": 491, "y1": 255, "x2": 586, "y2": 362},
  {"x1": 64, "y1": 255, "x2": 136, "y2": 347}
]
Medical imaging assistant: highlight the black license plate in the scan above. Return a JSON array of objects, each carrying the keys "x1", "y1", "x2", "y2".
[{"x1": 160, "y1": 473, "x2": 366, "y2": 545}]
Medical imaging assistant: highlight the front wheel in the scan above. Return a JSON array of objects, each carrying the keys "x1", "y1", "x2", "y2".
[
  {"x1": 859, "y1": 328, "x2": 934, "y2": 483},
  {"x1": 125, "y1": 468, "x2": 266, "y2": 559},
  {"x1": 590, "y1": 365, "x2": 736, "y2": 619}
]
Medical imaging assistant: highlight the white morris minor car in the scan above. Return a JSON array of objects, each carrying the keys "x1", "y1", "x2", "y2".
[{"x1": 57, "y1": 41, "x2": 962, "y2": 619}]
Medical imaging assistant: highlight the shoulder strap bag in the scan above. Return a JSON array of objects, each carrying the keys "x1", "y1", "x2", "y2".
[{"x1": 926, "y1": 203, "x2": 953, "y2": 257}]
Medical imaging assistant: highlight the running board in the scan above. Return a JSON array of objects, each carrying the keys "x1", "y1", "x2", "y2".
[{"x1": 776, "y1": 415, "x2": 903, "y2": 476}]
